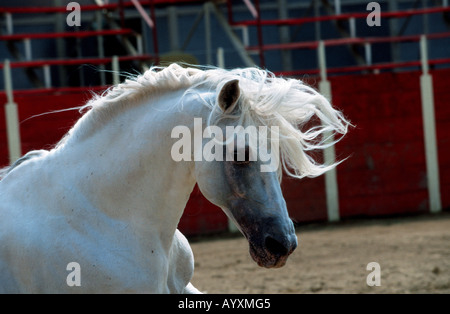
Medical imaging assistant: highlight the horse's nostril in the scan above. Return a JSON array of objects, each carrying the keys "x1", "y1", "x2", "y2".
[{"x1": 265, "y1": 236, "x2": 289, "y2": 256}]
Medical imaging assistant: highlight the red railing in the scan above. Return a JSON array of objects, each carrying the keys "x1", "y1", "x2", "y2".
[
  {"x1": 226, "y1": 2, "x2": 450, "y2": 72},
  {"x1": 229, "y1": 5, "x2": 450, "y2": 27},
  {"x1": 0, "y1": 85, "x2": 109, "y2": 97},
  {"x1": 0, "y1": 55, "x2": 153, "y2": 70},
  {"x1": 0, "y1": 1, "x2": 186, "y2": 65},
  {"x1": 248, "y1": 31, "x2": 450, "y2": 52},
  {"x1": 275, "y1": 58, "x2": 450, "y2": 77},
  {"x1": 0, "y1": 1, "x2": 206, "y2": 14},
  {"x1": 0, "y1": 29, "x2": 134, "y2": 41},
  {"x1": 0, "y1": 2, "x2": 159, "y2": 90},
  {"x1": 2, "y1": 1, "x2": 450, "y2": 81}
]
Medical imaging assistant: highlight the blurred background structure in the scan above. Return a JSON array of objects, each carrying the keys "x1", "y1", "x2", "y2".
[{"x1": 1, "y1": 0, "x2": 449, "y2": 236}]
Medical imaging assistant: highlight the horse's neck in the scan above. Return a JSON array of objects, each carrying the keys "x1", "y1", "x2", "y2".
[{"x1": 52, "y1": 89, "x2": 206, "y2": 248}]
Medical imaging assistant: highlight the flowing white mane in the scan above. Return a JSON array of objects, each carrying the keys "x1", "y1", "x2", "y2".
[
  {"x1": 4, "y1": 63, "x2": 350, "y2": 180},
  {"x1": 82, "y1": 63, "x2": 350, "y2": 179}
]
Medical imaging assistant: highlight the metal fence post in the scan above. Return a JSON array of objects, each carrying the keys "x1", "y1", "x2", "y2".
[
  {"x1": 318, "y1": 41, "x2": 340, "y2": 222},
  {"x1": 419, "y1": 35, "x2": 442, "y2": 213},
  {"x1": 112, "y1": 56, "x2": 120, "y2": 85},
  {"x1": 3, "y1": 60, "x2": 22, "y2": 164}
]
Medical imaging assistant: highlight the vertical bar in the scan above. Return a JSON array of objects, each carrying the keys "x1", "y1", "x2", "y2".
[
  {"x1": 388, "y1": 0, "x2": 400, "y2": 66},
  {"x1": 112, "y1": 55, "x2": 120, "y2": 85},
  {"x1": 149, "y1": 0, "x2": 159, "y2": 64},
  {"x1": 167, "y1": 6, "x2": 179, "y2": 51},
  {"x1": 43, "y1": 65, "x2": 52, "y2": 88},
  {"x1": 217, "y1": 47, "x2": 225, "y2": 68},
  {"x1": 420, "y1": 36, "x2": 442, "y2": 213},
  {"x1": 204, "y1": 3, "x2": 212, "y2": 65},
  {"x1": 55, "y1": 0, "x2": 67, "y2": 87},
  {"x1": 334, "y1": 0, "x2": 341, "y2": 15},
  {"x1": 74, "y1": 25, "x2": 85, "y2": 87},
  {"x1": 141, "y1": 15, "x2": 149, "y2": 55},
  {"x1": 6, "y1": 13, "x2": 13, "y2": 35},
  {"x1": 421, "y1": 35, "x2": 429, "y2": 74},
  {"x1": 3, "y1": 60, "x2": 22, "y2": 164},
  {"x1": 320, "y1": 80, "x2": 340, "y2": 222},
  {"x1": 349, "y1": 17, "x2": 356, "y2": 38},
  {"x1": 24, "y1": 39, "x2": 32, "y2": 61},
  {"x1": 318, "y1": 41, "x2": 327, "y2": 81},
  {"x1": 254, "y1": 0, "x2": 265, "y2": 67},
  {"x1": 241, "y1": 27, "x2": 250, "y2": 47},
  {"x1": 96, "y1": 10, "x2": 106, "y2": 86},
  {"x1": 422, "y1": 0, "x2": 429, "y2": 35},
  {"x1": 364, "y1": 42, "x2": 372, "y2": 66},
  {"x1": 314, "y1": 0, "x2": 321, "y2": 41},
  {"x1": 278, "y1": 0, "x2": 292, "y2": 71},
  {"x1": 118, "y1": 0, "x2": 125, "y2": 28},
  {"x1": 4, "y1": 60, "x2": 14, "y2": 104},
  {"x1": 318, "y1": 42, "x2": 340, "y2": 222},
  {"x1": 136, "y1": 34, "x2": 144, "y2": 55},
  {"x1": 226, "y1": 0, "x2": 234, "y2": 24}
]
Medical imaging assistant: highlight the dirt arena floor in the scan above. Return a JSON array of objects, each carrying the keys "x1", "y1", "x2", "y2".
[{"x1": 189, "y1": 212, "x2": 450, "y2": 294}]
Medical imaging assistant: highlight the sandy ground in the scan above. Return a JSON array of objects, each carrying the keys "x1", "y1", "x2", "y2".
[{"x1": 189, "y1": 213, "x2": 450, "y2": 294}]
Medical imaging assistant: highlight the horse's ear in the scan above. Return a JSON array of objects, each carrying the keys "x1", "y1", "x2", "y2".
[{"x1": 218, "y1": 79, "x2": 240, "y2": 113}]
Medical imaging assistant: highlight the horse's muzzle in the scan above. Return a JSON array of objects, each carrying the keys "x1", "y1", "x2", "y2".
[{"x1": 249, "y1": 233, "x2": 297, "y2": 268}]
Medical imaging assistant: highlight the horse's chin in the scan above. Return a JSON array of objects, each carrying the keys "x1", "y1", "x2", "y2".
[{"x1": 248, "y1": 242, "x2": 289, "y2": 269}]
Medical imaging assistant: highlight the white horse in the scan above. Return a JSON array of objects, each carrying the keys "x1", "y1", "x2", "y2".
[{"x1": 0, "y1": 64, "x2": 348, "y2": 293}]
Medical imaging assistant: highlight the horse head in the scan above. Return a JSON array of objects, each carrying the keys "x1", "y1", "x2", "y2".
[{"x1": 194, "y1": 79, "x2": 297, "y2": 268}]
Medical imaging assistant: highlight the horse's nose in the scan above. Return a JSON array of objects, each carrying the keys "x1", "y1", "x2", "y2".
[{"x1": 264, "y1": 233, "x2": 297, "y2": 257}]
